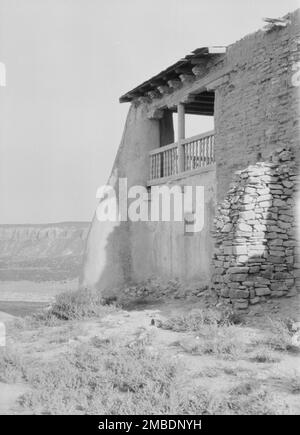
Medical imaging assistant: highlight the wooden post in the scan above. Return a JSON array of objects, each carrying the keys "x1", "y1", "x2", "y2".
[{"x1": 177, "y1": 103, "x2": 185, "y2": 172}]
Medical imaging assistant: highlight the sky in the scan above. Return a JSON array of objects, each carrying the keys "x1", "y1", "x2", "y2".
[{"x1": 0, "y1": 0, "x2": 299, "y2": 224}]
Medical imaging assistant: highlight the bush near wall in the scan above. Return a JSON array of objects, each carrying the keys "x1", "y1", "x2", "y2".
[{"x1": 212, "y1": 147, "x2": 299, "y2": 310}]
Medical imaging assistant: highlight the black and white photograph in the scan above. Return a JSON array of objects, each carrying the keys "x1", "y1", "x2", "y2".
[{"x1": 0, "y1": 0, "x2": 300, "y2": 419}]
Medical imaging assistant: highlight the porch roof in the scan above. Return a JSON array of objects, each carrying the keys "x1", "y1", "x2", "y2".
[{"x1": 119, "y1": 46, "x2": 226, "y2": 103}]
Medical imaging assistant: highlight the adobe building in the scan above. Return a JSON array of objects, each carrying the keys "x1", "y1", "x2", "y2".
[{"x1": 81, "y1": 10, "x2": 300, "y2": 308}]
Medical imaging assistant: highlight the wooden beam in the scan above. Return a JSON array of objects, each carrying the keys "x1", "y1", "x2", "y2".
[
  {"x1": 206, "y1": 75, "x2": 229, "y2": 90},
  {"x1": 186, "y1": 103, "x2": 214, "y2": 109},
  {"x1": 157, "y1": 85, "x2": 172, "y2": 95},
  {"x1": 147, "y1": 89, "x2": 161, "y2": 99},
  {"x1": 190, "y1": 58, "x2": 207, "y2": 65},
  {"x1": 167, "y1": 79, "x2": 182, "y2": 89},
  {"x1": 178, "y1": 103, "x2": 185, "y2": 139},
  {"x1": 192, "y1": 65, "x2": 208, "y2": 77},
  {"x1": 175, "y1": 65, "x2": 193, "y2": 74},
  {"x1": 145, "y1": 65, "x2": 231, "y2": 118},
  {"x1": 208, "y1": 46, "x2": 226, "y2": 54},
  {"x1": 177, "y1": 103, "x2": 185, "y2": 172},
  {"x1": 179, "y1": 73, "x2": 195, "y2": 84},
  {"x1": 184, "y1": 110, "x2": 214, "y2": 116},
  {"x1": 137, "y1": 96, "x2": 151, "y2": 104}
]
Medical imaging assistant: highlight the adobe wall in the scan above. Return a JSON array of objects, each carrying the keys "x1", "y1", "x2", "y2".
[
  {"x1": 214, "y1": 10, "x2": 300, "y2": 202},
  {"x1": 80, "y1": 101, "x2": 216, "y2": 296},
  {"x1": 80, "y1": 104, "x2": 161, "y2": 296},
  {"x1": 81, "y1": 10, "x2": 300, "y2": 300},
  {"x1": 130, "y1": 166, "x2": 216, "y2": 285}
]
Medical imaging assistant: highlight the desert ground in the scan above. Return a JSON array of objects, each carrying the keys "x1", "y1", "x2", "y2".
[
  {"x1": 0, "y1": 223, "x2": 299, "y2": 415},
  {"x1": 0, "y1": 279, "x2": 300, "y2": 415}
]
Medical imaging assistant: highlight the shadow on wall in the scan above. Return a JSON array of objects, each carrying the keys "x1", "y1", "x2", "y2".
[
  {"x1": 79, "y1": 169, "x2": 133, "y2": 297},
  {"x1": 212, "y1": 147, "x2": 299, "y2": 310}
]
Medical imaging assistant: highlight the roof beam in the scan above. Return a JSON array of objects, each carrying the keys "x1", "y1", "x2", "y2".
[{"x1": 179, "y1": 73, "x2": 195, "y2": 84}]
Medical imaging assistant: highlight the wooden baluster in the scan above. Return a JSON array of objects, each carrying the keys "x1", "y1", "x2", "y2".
[
  {"x1": 172, "y1": 148, "x2": 175, "y2": 175},
  {"x1": 187, "y1": 143, "x2": 189, "y2": 170},
  {"x1": 185, "y1": 143, "x2": 188, "y2": 171},
  {"x1": 200, "y1": 139, "x2": 203, "y2": 167},
  {"x1": 152, "y1": 155, "x2": 155, "y2": 179},
  {"x1": 207, "y1": 137, "x2": 210, "y2": 165},
  {"x1": 159, "y1": 153, "x2": 161, "y2": 178},
  {"x1": 165, "y1": 150, "x2": 168, "y2": 176},
  {"x1": 206, "y1": 139, "x2": 209, "y2": 166},
  {"x1": 193, "y1": 142, "x2": 195, "y2": 169},
  {"x1": 150, "y1": 156, "x2": 153, "y2": 179}
]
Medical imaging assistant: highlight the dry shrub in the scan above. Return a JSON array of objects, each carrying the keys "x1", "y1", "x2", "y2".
[
  {"x1": 264, "y1": 319, "x2": 298, "y2": 352},
  {"x1": 0, "y1": 348, "x2": 25, "y2": 383}
]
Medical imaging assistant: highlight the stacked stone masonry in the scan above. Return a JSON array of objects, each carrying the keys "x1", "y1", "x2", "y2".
[
  {"x1": 212, "y1": 147, "x2": 299, "y2": 310},
  {"x1": 214, "y1": 11, "x2": 300, "y2": 202}
]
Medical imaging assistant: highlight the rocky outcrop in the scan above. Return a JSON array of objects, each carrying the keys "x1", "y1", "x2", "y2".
[
  {"x1": 0, "y1": 222, "x2": 89, "y2": 259},
  {"x1": 212, "y1": 147, "x2": 299, "y2": 309},
  {"x1": 0, "y1": 222, "x2": 89, "y2": 281}
]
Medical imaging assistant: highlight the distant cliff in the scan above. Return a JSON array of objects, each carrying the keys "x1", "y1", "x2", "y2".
[{"x1": 0, "y1": 222, "x2": 90, "y2": 281}]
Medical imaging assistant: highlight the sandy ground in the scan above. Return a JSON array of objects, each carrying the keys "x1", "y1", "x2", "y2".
[
  {"x1": 0, "y1": 280, "x2": 77, "y2": 303},
  {"x1": 0, "y1": 281, "x2": 300, "y2": 415},
  {"x1": 0, "y1": 279, "x2": 77, "y2": 317}
]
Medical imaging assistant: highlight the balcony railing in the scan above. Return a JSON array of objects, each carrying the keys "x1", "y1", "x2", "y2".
[{"x1": 149, "y1": 130, "x2": 215, "y2": 181}]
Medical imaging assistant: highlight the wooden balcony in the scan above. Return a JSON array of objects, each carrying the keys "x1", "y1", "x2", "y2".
[{"x1": 149, "y1": 130, "x2": 215, "y2": 182}]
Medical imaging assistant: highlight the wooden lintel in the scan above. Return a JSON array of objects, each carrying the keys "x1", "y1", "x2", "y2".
[
  {"x1": 167, "y1": 79, "x2": 182, "y2": 89},
  {"x1": 186, "y1": 102, "x2": 214, "y2": 108},
  {"x1": 157, "y1": 85, "x2": 172, "y2": 95},
  {"x1": 137, "y1": 96, "x2": 151, "y2": 104},
  {"x1": 146, "y1": 65, "x2": 231, "y2": 118},
  {"x1": 175, "y1": 65, "x2": 193, "y2": 74},
  {"x1": 179, "y1": 73, "x2": 195, "y2": 83},
  {"x1": 192, "y1": 65, "x2": 208, "y2": 77},
  {"x1": 190, "y1": 58, "x2": 207, "y2": 65},
  {"x1": 147, "y1": 89, "x2": 161, "y2": 99},
  {"x1": 207, "y1": 46, "x2": 227, "y2": 54},
  {"x1": 185, "y1": 110, "x2": 214, "y2": 116},
  {"x1": 206, "y1": 74, "x2": 229, "y2": 90}
]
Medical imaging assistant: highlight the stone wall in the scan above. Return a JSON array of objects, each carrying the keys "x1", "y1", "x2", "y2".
[
  {"x1": 212, "y1": 147, "x2": 299, "y2": 310},
  {"x1": 214, "y1": 10, "x2": 300, "y2": 203}
]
